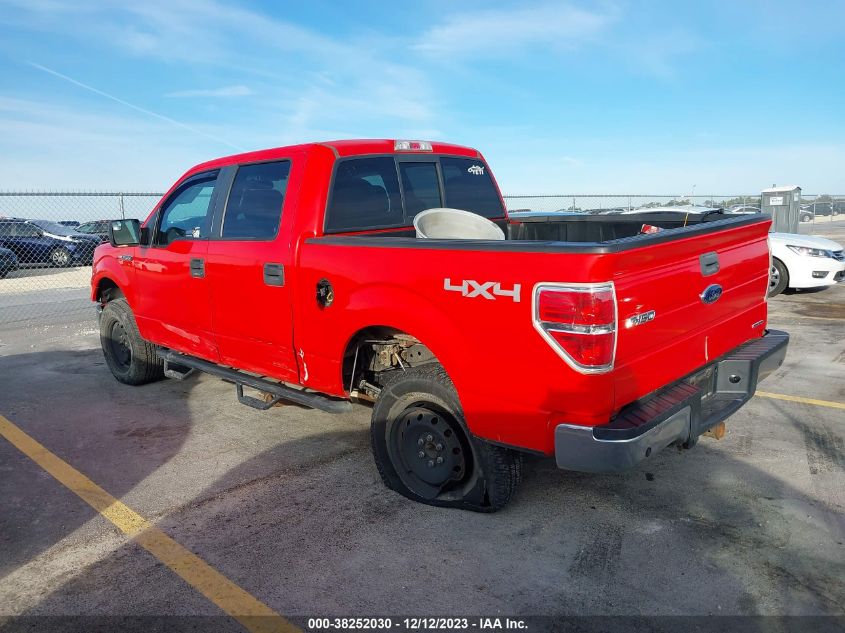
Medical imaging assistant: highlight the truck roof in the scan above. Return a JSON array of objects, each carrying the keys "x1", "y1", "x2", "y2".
[{"x1": 189, "y1": 139, "x2": 480, "y2": 175}]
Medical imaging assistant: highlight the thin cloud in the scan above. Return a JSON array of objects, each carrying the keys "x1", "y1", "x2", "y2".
[
  {"x1": 626, "y1": 29, "x2": 703, "y2": 79},
  {"x1": 414, "y1": 4, "x2": 614, "y2": 57},
  {"x1": 165, "y1": 85, "x2": 253, "y2": 98},
  {"x1": 26, "y1": 62, "x2": 245, "y2": 151}
]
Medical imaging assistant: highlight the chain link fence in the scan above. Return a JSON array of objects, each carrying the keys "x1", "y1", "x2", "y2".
[
  {"x1": 502, "y1": 194, "x2": 844, "y2": 220},
  {"x1": 0, "y1": 193, "x2": 161, "y2": 333},
  {"x1": 0, "y1": 191, "x2": 842, "y2": 334}
]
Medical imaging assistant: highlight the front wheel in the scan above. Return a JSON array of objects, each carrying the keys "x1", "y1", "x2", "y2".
[
  {"x1": 50, "y1": 246, "x2": 71, "y2": 267},
  {"x1": 99, "y1": 298, "x2": 164, "y2": 385},
  {"x1": 768, "y1": 259, "x2": 789, "y2": 297},
  {"x1": 370, "y1": 365, "x2": 522, "y2": 512}
]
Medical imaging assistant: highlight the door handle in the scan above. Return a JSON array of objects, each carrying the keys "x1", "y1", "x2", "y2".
[
  {"x1": 699, "y1": 252, "x2": 720, "y2": 277},
  {"x1": 189, "y1": 258, "x2": 205, "y2": 278},
  {"x1": 263, "y1": 263, "x2": 285, "y2": 287}
]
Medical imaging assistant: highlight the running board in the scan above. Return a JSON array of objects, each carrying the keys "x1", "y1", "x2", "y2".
[
  {"x1": 156, "y1": 349, "x2": 352, "y2": 414},
  {"x1": 163, "y1": 359, "x2": 195, "y2": 381}
]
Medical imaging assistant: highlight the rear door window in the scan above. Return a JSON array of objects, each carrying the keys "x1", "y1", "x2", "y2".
[
  {"x1": 440, "y1": 157, "x2": 505, "y2": 219},
  {"x1": 222, "y1": 160, "x2": 290, "y2": 239},
  {"x1": 326, "y1": 157, "x2": 403, "y2": 232},
  {"x1": 17, "y1": 223, "x2": 42, "y2": 238},
  {"x1": 399, "y1": 162, "x2": 441, "y2": 219}
]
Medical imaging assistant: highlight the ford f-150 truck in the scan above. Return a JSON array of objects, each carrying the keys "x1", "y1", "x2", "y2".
[{"x1": 92, "y1": 139, "x2": 789, "y2": 512}]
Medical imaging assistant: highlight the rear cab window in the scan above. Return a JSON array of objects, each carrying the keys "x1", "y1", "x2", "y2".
[
  {"x1": 440, "y1": 157, "x2": 503, "y2": 219},
  {"x1": 326, "y1": 157, "x2": 403, "y2": 232},
  {"x1": 324, "y1": 155, "x2": 504, "y2": 233}
]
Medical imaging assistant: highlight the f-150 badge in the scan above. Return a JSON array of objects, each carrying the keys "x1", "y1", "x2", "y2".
[
  {"x1": 444, "y1": 278, "x2": 520, "y2": 302},
  {"x1": 625, "y1": 310, "x2": 656, "y2": 328}
]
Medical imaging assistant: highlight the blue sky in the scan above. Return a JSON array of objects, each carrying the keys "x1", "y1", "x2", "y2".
[{"x1": 0, "y1": 0, "x2": 843, "y2": 194}]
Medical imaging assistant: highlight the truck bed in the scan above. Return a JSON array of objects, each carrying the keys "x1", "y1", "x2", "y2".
[
  {"x1": 298, "y1": 213, "x2": 772, "y2": 453},
  {"x1": 507, "y1": 210, "x2": 744, "y2": 243}
]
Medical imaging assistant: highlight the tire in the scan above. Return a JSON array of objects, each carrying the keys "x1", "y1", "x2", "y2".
[
  {"x1": 370, "y1": 364, "x2": 522, "y2": 512},
  {"x1": 50, "y1": 246, "x2": 71, "y2": 267},
  {"x1": 768, "y1": 258, "x2": 789, "y2": 297},
  {"x1": 99, "y1": 298, "x2": 164, "y2": 385}
]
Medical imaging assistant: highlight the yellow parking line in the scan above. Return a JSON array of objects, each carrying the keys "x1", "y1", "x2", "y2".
[
  {"x1": 756, "y1": 391, "x2": 845, "y2": 411},
  {"x1": 0, "y1": 414, "x2": 298, "y2": 633}
]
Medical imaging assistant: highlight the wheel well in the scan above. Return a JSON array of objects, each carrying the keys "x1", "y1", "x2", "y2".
[
  {"x1": 97, "y1": 278, "x2": 124, "y2": 303},
  {"x1": 342, "y1": 326, "x2": 440, "y2": 396}
]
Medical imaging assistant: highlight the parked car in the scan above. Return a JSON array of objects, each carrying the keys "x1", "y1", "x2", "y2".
[
  {"x1": 75, "y1": 220, "x2": 112, "y2": 243},
  {"x1": 725, "y1": 205, "x2": 761, "y2": 215},
  {"x1": 91, "y1": 139, "x2": 788, "y2": 511},
  {"x1": 620, "y1": 205, "x2": 715, "y2": 215},
  {"x1": 801, "y1": 202, "x2": 839, "y2": 217},
  {"x1": 0, "y1": 246, "x2": 18, "y2": 278},
  {"x1": 799, "y1": 207, "x2": 815, "y2": 222},
  {"x1": 0, "y1": 218, "x2": 100, "y2": 267},
  {"x1": 768, "y1": 233, "x2": 845, "y2": 296}
]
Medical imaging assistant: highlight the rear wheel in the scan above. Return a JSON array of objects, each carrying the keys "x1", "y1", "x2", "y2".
[
  {"x1": 370, "y1": 365, "x2": 522, "y2": 512},
  {"x1": 99, "y1": 298, "x2": 164, "y2": 385},
  {"x1": 768, "y1": 258, "x2": 789, "y2": 297}
]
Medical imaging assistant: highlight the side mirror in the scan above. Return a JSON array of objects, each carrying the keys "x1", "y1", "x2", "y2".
[{"x1": 109, "y1": 219, "x2": 141, "y2": 247}]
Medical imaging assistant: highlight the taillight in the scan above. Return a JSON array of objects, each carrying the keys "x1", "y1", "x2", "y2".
[{"x1": 532, "y1": 283, "x2": 617, "y2": 373}]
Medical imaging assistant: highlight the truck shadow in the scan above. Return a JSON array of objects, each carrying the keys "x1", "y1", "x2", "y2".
[
  {"x1": 0, "y1": 348, "x2": 195, "y2": 580},
  {"x1": 6, "y1": 366, "x2": 842, "y2": 620}
]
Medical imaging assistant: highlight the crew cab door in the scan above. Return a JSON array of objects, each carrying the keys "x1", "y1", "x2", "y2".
[
  {"x1": 133, "y1": 171, "x2": 220, "y2": 360},
  {"x1": 205, "y1": 157, "x2": 300, "y2": 382}
]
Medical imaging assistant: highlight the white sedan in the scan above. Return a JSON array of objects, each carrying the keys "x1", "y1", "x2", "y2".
[{"x1": 768, "y1": 232, "x2": 845, "y2": 297}]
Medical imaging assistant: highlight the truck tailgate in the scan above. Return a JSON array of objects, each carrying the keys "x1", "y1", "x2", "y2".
[{"x1": 611, "y1": 218, "x2": 771, "y2": 408}]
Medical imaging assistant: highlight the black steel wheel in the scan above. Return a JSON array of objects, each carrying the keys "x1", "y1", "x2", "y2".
[
  {"x1": 370, "y1": 364, "x2": 522, "y2": 512},
  {"x1": 108, "y1": 320, "x2": 132, "y2": 371},
  {"x1": 99, "y1": 298, "x2": 164, "y2": 385},
  {"x1": 387, "y1": 405, "x2": 469, "y2": 500}
]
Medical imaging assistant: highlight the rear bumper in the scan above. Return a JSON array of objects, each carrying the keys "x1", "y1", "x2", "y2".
[{"x1": 554, "y1": 330, "x2": 789, "y2": 473}]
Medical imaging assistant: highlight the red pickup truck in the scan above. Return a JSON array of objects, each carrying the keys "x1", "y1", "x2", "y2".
[{"x1": 92, "y1": 139, "x2": 788, "y2": 511}]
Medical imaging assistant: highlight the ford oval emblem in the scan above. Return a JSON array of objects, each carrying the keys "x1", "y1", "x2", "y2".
[{"x1": 700, "y1": 284, "x2": 723, "y2": 304}]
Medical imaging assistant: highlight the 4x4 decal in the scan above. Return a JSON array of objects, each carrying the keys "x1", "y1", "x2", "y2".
[{"x1": 444, "y1": 278, "x2": 521, "y2": 302}]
